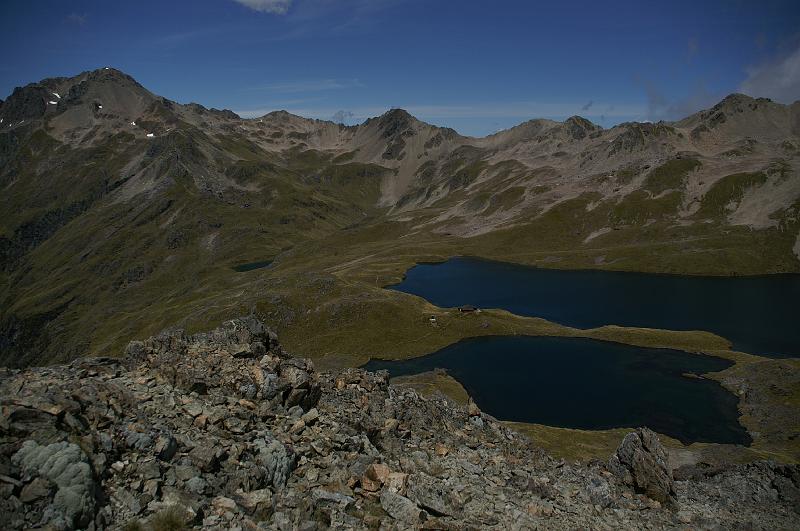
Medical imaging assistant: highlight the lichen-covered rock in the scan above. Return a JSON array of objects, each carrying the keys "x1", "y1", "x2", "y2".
[
  {"x1": 11, "y1": 441, "x2": 95, "y2": 529},
  {"x1": 609, "y1": 427, "x2": 675, "y2": 502},
  {"x1": 254, "y1": 436, "x2": 295, "y2": 488}
]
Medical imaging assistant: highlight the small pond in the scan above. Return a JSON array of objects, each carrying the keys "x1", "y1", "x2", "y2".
[
  {"x1": 232, "y1": 260, "x2": 273, "y2": 272},
  {"x1": 364, "y1": 335, "x2": 750, "y2": 445}
]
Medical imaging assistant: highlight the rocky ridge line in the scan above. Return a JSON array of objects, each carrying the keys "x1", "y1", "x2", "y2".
[{"x1": 0, "y1": 317, "x2": 798, "y2": 529}]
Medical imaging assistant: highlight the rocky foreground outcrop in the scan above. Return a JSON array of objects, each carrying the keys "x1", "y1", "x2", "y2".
[{"x1": 0, "y1": 318, "x2": 798, "y2": 530}]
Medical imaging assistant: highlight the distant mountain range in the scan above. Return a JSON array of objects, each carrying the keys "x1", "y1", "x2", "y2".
[{"x1": 1, "y1": 68, "x2": 799, "y2": 366}]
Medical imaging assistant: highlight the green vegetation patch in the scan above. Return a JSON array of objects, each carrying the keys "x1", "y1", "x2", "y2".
[
  {"x1": 414, "y1": 160, "x2": 437, "y2": 182},
  {"x1": 615, "y1": 166, "x2": 639, "y2": 185},
  {"x1": 391, "y1": 369, "x2": 469, "y2": 404},
  {"x1": 643, "y1": 158, "x2": 700, "y2": 194},
  {"x1": 224, "y1": 160, "x2": 279, "y2": 186},
  {"x1": 284, "y1": 146, "x2": 333, "y2": 172},
  {"x1": 149, "y1": 505, "x2": 190, "y2": 531},
  {"x1": 695, "y1": 171, "x2": 767, "y2": 219},
  {"x1": 445, "y1": 160, "x2": 488, "y2": 191},
  {"x1": 484, "y1": 186, "x2": 526, "y2": 216},
  {"x1": 611, "y1": 190, "x2": 682, "y2": 225},
  {"x1": 506, "y1": 423, "x2": 657, "y2": 462},
  {"x1": 332, "y1": 150, "x2": 357, "y2": 163},
  {"x1": 214, "y1": 133, "x2": 265, "y2": 160},
  {"x1": 463, "y1": 192, "x2": 490, "y2": 212}
]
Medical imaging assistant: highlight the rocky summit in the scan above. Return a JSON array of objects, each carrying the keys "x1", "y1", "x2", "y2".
[{"x1": 0, "y1": 318, "x2": 797, "y2": 530}]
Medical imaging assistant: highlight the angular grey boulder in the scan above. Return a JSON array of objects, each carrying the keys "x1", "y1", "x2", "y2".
[
  {"x1": 255, "y1": 436, "x2": 296, "y2": 488},
  {"x1": 609, "y1": 428, "x2": 675, "y2": 503},
  {"x1": 380, "y1": 491, "x2": 424, "y2": 524}
]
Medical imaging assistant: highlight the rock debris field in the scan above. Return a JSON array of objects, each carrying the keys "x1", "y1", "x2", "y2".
[{"x1": 1, "y1": 317, "x2": 798, "y2": 529}]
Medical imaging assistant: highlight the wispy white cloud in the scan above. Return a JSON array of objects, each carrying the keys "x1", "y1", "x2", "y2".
[
  {"x1": 327, "y1": 0, "x2": 405, "y2": 34},
  {"x1": 66, "y1": 13, "x2": 88, "y2": 25},
  {"x1": 245, "y1": 79, "x2": 363, "y2": 93},
  {"x1": 234, "y1": 101, "x2": 647, "y2": 123},
  {"x1": 739, "y1": 44, "x2": 800, "y2": 104},
  {"x1": 232, "y1": 0, "x2": 292, "y2": 14},
  {"x1": 637, "y1": 78, "x2": 722, "y2": 122},
  {"x1": 264, "y1": 0, "x2": 404, "y2": 41},
  {"x1": 687, "y1": 37, "x2": 698, "y2": 62},
  {"x1": 402, "y1": 102, "x2": 646, "y2": 120},
  {"x1": 235, "y1": 105, "x2": 385, "y2": 119},
  {"x1": 331, "y1": 110, "x2": 356, "y2": 124}
]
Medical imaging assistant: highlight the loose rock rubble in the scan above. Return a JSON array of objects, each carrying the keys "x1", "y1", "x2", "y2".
[{"x1": 0, "y1": 317, "x2": 798, "y2": 529}]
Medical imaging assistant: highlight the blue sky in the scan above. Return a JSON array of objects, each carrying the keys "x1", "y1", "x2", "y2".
[{"x1": 1, "y1": 0, "x2": 798, "y2": 136}]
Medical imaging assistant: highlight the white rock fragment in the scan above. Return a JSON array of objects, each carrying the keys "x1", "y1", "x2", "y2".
[
  {"x1": 146, "y1": 133, "x2": 155, "y2": 138},
  {"x1": 130, "y1": 121, "x2": 136, "y2": 126},
  {"x1": 52, "y1": 92, "x2": 61, "y2": 99},
  {"x1": 48, "y1": 101, "x2": 58, "y2": 105}
]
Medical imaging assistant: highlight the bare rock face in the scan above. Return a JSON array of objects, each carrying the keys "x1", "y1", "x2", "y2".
[
  {"x1": 0, "y1": 84, "x2": 50, "y2": 124},
  {"x1": 0, "y1": 318, "x2": 798, "y2": 529},
  {"x1": 609, "y1": 427, "x2": 675, "y2": 503},
  {"x1": 124, "y1": 315, "x2": 321, "y2": 409}
]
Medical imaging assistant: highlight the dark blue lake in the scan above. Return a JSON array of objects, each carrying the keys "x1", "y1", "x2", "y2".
[
  {"x1": 391, "y1": 257, "x2": 800, "y2": 357},
  {"x1": 364, "y1": 336, "x2": 749, "y2": 445}
]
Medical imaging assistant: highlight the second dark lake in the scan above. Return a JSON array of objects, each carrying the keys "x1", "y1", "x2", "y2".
[
  {"x1": 390, "y1": 257, "x2": 800, "y2": 357},
  {"x1": 364, "y1": 336, "x2": 749, "y2": 445}
]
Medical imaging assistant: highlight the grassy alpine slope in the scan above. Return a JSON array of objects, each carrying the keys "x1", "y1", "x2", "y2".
[{"x1": 1, "y1": 68, "x2": 799, "y2": 463}]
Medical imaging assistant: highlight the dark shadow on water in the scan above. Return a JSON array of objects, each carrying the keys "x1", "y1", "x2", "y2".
[
  {"x1": 389, "y1": 256, "x2": 800, "y2": 358},
  {"x1": 232, "y1": 260, "x2": 273, "y2": 272},
  {"x1": 365, "y1": 336, "x2": 751, "y2": 445}
]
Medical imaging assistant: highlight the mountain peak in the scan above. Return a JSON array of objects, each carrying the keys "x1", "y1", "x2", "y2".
[
  {"x1": 0, "y1": 83, "x2": 53, "y2": 124},
  {"x1": 263, "y1": 109, "x2": 297, "y2": 119},
  {"x1": 77, "y1": 67, "x2": 146, "y2": 90},
  {"x1": 719, "y1": 92, "x2": 760, "y2": 105},
  {"x1": 565, "y1": 115, "x2": 596, "y2": 126},
  {"x1": 382, "y1": 108, "x2": 413, "y2": 119},
  {"x1": 706, "y1": 92, "x2": 781, "y2": 115},
  {"x1": 371, "y1": 108, "x2": 417, "y2": 140},
  {"x1": 674, "y1": 92, "x2": 788, "y2": 135},
  {"x1": 564, "y1": 115, "x2": 600, "y2": 139}
]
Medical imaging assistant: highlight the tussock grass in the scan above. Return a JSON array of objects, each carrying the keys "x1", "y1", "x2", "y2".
[{"x1": 149, "y1": 505, "x2": 189, "y2": 531}]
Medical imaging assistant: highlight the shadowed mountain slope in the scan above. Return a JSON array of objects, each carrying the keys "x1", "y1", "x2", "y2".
[{"x1": 1, "y1": 68, "x2": 799, "y2": 367}]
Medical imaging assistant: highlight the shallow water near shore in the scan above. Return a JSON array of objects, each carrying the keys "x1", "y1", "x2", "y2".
[
  {"x1": 390, "y1": 257, "x2": 800, "y2": 357},
  {"x1": 364, "y1": 335, "x2": 750, "y2": 445}
]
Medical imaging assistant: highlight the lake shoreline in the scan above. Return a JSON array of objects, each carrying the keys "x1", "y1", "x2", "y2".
[
  {"x1": 388, "y1": 254, "x2": 800, "y2": 283},
  {"x1": 390, "y1": 256, "x2": 800, "y2": 357},
  {"x1": 349, "y1": 255, "x2": 800, "y2": 464},
  {"x1": 365, "y1": 335, "x2": 748, "y2": 446}
]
